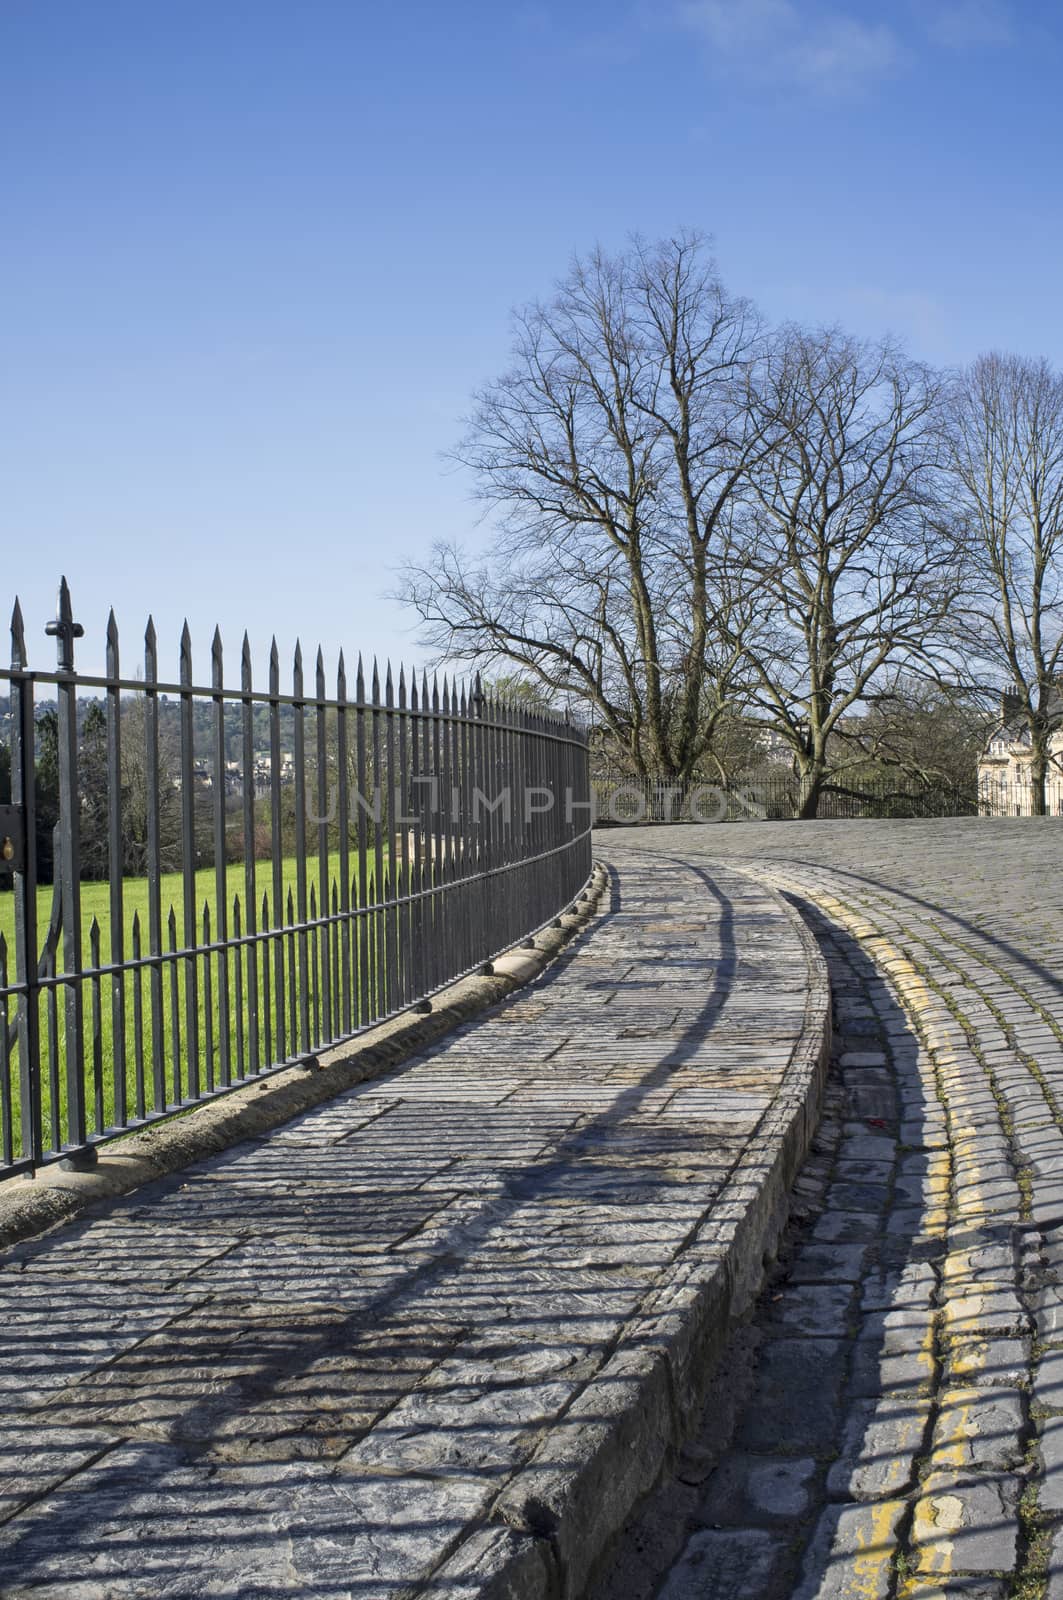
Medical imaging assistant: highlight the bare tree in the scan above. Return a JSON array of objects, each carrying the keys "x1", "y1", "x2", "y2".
[
  {"x1": 398, "y1": 232, "x2": 764, "y2": 781},
  {"x1": 847, "y1": 674, "x2": 991, "y2": 803},
  {"x1": 731, "y1": 327, "x2": 963, "y2": 817},
  {"x1": 944, "y1": 352, "x2": 1063, "y2": 815}
]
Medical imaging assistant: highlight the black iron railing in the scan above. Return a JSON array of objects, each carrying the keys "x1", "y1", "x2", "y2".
[
  {"x1": 592, "y1": 771, "x2": 988, "y2": 823},
  {"x1": 978, "y1": 775, "x2": 1063, "y2": 817},
  {"x1": 0, "y1": 580, "x2": 592, "y2": 1178}
]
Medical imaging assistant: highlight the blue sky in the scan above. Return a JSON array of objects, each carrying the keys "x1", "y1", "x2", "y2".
[{"x1": 3, "y1": 0, "x2": 1061, "y2": 683}]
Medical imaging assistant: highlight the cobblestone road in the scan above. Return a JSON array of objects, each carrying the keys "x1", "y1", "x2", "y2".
[
  {"x1": 598, "y1": 819, "x2": 1063, "y2": 1600},
  {"x1": 0, "y1": 857, "x2": 824, "y2": 1599}
]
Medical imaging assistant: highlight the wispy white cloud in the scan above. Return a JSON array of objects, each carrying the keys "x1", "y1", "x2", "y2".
[
  {"x1": 918, "y1": 0, "x2": 1015, "y2": 49},
  {"x1": 677, "y1": 0, "x2": 901, "y2": 94}
]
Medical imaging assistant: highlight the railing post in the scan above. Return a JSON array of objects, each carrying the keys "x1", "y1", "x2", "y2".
[
  {"x1": 45, "y1": 577, "x2": 87, "y2": 1152},
  {"x1": 9, "y1": 600, "x2": 41, "y2": 1168}
]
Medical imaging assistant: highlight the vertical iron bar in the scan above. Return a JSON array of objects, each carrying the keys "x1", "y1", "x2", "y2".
[
  {"x1": 397, "y1": 668, "x2": 411, "y2": 1007},
  {"x1": 315, "y1": 648, "x2": 332, "y2": 1043},
  {"x1": 211, "y1": 628, "x2": 231, "y2": 1086},
  {"x1": 422, "y1": 672, "x2": 435, "y2": 996},
  {"x1": 309, "y1": 883, "x2": 320, "y2": 1044},
  {"x1": 421, "y1": 674, "x2": 434, "y2": 999},
  {"x1": 437, "y1": 677, "x2": 450, "y2": 998},
  {"x1": 330, "y1": 880, "x2": 340, "y2": 1027},
  {"x1": 493, "y1": 684, "x2": 505, "y2": 947},
  {"x1": 459, "y1": 681, "x2": 471, "y2": 977},
  {"x1": 241, "y1": 636, "x2": 260, "y2": 1073},
  {"x1": 260, "y1": 891, "x2": 273, "y2": 1068},
  {"x1": 9, "y1": 601, "x2": 41, "y2": 1167},
  {"x1": 286, "y1": 887, "x2": 297, "y2": 1057},
  {"x1": 365, "y1": 864, "x2": 377, "y2": 1021},
  {"x1": 355, "y1": 656, "x2": 370, "y2": 1027},
  {"x1": 384, "y1": 664, "x2": 399, "y2": 1011},
  {"x1": 178, "y1": 623, "x2": 200, "y2": 1101},
  {"x1": 89, "y1": 919, "x2": 104, "y2": 1133},
  {"x1": 106, "y1": 610, "x2": 126, "y2": 1130},
  {"x1": 233, "y1": 895, "x2": 245, "y2": 1078},
  {"x1": 202, "y1": 902, "x2": 214, "y2": 1092},
  {"x1": 268, "y1": 639, "x2": 286, "y2": 1064},
  {"x1": 132, "y1": 912, "x2": 145, "y2": 1119},
  {"x1": 453, "y1": 680, "x2": 465, "y2": 976},
  {"x1": 481, "y1": 680, "x2": 496, "y2": 955},
  {"x1": 505, "y1": 689, "x2": 516, "y2": 947},
  {"x1": 371, "y1": 662, "x2": 384, "y2": 1017},
  {"x1": 143, "y1": 617, "x2": 166, "y2": 1114},
  {"x1": 350, "y1": 867, "x2": 359, "y2": 1020},
  {"x1": 167, "y1": 907, "x2": 181, "y2": 1101},
  {"x1": 514, "y1": 693, "x2": 527, "y2": 943},
  {"x1": 474, "y1": 677, "x2": 487, "y2": 956},
  {"x1": 409, "y1": 671, "x2": 424, "y2": 1006},
  {"x1": 336, "y1": 652, "x2": 351, "y2": 1035},
  {"x1": 292, "y1": 643, "x2": 310, "y2": 1054},
  {"x1": 536, "y1": 708, "x2": 544, "y2": 918},
  {"x1": 45, "y1": 949, "x2": 60, "y2": 1149},
  {"x1": 380, "y1": 866, "x2": 391, "y2": 1016}
]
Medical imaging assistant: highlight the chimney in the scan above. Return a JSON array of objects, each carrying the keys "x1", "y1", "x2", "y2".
[{"x1": 1002, "y1": 686, "x2": 1023, "y2": 721}]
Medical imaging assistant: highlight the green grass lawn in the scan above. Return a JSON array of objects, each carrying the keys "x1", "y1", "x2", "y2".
[
  {"x1": 0, "y1": 850, "x2": 384, "y2": 963},
  {"x1": 0, "y1": 847, "x2": 409, "y2": 1167}
]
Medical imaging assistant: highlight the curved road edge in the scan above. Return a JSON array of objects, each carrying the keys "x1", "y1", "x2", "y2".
[{"x1": 430, "y1": 866, "x2": 833, "y2": 1600}]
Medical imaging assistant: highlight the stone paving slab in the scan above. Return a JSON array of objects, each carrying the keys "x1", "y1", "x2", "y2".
[
  {"x1": 0, "y1": 854, "x2": 828, "y2": 1599},
  {"x1": 590, "y1": 820, "x2": 1063, "y2": 1600}
]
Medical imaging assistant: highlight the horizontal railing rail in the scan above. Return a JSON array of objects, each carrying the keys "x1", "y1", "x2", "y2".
[{"x1": 0, "y1": 579, "x2": 592, "y2": 1178}]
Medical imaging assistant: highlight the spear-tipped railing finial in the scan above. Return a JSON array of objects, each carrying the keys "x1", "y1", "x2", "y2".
[{"x1": 45, "y1": 576, "x2": 84, "y2": 671}]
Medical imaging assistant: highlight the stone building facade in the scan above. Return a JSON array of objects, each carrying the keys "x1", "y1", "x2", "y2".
[{"x1": 978, "y1": 685, "x2": 1063, "y2": 815}]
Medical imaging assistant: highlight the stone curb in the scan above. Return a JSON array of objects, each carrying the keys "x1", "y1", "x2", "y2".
[
  {"x1": 0, "y1": 864, "x2": 609, "y2": 1252},
  {"x1": 429, "y1": 870, "x2": 832, "y2": 1600}
]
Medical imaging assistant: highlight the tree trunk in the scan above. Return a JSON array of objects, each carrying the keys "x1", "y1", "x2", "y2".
[
  {"x1": 796, "y1": 764, "x2": 823, "y2": 819},
  {"x1": 1030, "y1": 743, "x2": 1048, "y2": 816}
]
